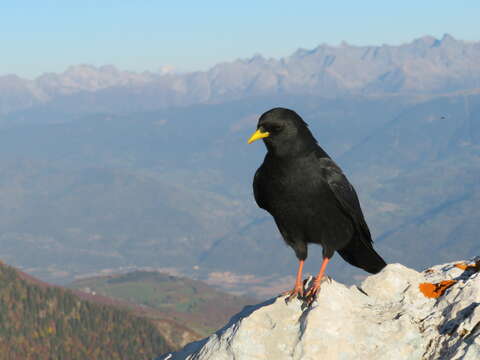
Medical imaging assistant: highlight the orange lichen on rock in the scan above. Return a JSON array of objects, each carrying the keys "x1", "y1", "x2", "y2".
[
  {"x1": 455, "y1": 263, "x2": 469, "y2": 270},
  {"x1": 419, "y1": 280, "x2": 457, "y2": 298},
  {"x1": 454, "y1": 261, "x2": 480, "y2": 272}
]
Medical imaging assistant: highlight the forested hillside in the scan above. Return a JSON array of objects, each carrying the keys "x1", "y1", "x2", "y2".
[{"x1": 0, "y1": 261, "x2": 169, "y2": 360}]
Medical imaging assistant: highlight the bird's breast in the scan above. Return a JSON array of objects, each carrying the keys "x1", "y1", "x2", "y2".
[
  {"x1": 257, "y1": 156, "x2": 354, "y2": 249},
  {"x1": 264, "y1": 162, "x2": 332, "y2": 217}
]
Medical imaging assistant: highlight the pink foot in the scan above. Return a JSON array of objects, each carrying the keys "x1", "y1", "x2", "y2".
[{"x1": 282, "y1": 280, "x2": 306, "y2": 303}]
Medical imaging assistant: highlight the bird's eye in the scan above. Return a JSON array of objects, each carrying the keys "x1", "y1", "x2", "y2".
[{"x1": 270, "y1": 125, "x2": 283, "y2": 133}]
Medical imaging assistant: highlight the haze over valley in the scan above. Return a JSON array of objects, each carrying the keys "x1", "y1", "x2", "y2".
[{"x1": 0, "y1": 35, "x2": 479, "y2": 297}]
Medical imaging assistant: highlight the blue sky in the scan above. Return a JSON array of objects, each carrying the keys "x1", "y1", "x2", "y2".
[{"x1": 2, "y1": 1, "x2": 479, "y2": 78}]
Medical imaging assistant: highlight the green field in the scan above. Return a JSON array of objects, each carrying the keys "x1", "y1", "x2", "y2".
[{"x1": 70, "y1": 271, "x2": 254, "y2": 336}]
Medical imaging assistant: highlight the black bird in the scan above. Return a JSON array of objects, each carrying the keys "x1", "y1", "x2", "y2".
[{"x1": 248, "y1": 108, "x2": 386, "y2": 303}]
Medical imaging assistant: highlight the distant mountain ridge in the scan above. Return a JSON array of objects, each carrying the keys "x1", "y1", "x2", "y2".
[{"x1": 2, "y1": 34, "x2": 480, "y2": 115}]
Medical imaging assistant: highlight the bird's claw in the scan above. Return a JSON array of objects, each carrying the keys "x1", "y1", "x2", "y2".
[
  {"x1": 305, "y1": 287, "x2": 319, "y2": 306},
  {"x1": 282, "y1": 277, "x2": 328, "y2": 305},
  {"x1": 304, "y1": 277, "x2": 327, "y2": 306},
  {"x1": 282, "y1": 287, "x2": 304, "y2": 304}
]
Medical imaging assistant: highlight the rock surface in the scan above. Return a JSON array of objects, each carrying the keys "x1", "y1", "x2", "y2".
[{"x1": 158, "y1": 258, "x2": 480, "y2": 360}]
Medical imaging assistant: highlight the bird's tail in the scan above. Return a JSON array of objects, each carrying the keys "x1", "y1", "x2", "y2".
[{"x1": 337, "y1": 238, "x2": 387, "y2": 274}]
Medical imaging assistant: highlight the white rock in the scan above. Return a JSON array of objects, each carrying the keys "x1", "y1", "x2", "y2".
[{"x1": 158, "y1": 258, "x2": 480, "y2": 360}]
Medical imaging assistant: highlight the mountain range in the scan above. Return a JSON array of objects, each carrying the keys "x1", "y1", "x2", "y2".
[
  {"x1": 2, "y1": 34, "x2": 480, "y2": 116},
  {"x1": 0, "y1": 35, "x2": 479, "y2": 298}
]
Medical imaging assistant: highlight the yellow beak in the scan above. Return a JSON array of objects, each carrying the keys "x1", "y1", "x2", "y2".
[{"x1": 247, "y1": 129, "x2": 270, "y2": 144}]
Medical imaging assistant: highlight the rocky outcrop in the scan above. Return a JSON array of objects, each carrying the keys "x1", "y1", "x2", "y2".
[{"x1": 159, "y1": 258, "x2": 480, "y2": 359}]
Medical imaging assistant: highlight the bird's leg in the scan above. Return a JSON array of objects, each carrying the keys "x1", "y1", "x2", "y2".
[
  {"x1": 305, "y1": 257, "x2": 330, "y2": 305},
  {"x1": 283, "y1": 259, "x2": 305, "y2": 302}
]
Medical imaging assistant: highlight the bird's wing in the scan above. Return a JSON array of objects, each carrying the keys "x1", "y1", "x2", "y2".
[
  {"x1": 317, "y1": 156, "x2": 373, "y2": 245},
  {"x1": 253, "y1": 166, "x2": 268, "y2": 210}
]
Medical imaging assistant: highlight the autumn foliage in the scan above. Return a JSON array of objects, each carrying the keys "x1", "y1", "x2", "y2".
[{"x1": 0, "y1": 262, "x2": 170, "y2": 359}]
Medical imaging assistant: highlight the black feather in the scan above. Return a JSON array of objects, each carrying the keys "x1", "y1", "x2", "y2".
[{"x1": 252, "y1": 107, "x2": 386, "y2": 274}]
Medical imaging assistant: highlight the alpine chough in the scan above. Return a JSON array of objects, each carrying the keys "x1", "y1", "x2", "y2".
[{"x1": 248, "y1": 108, "x2": 387, "y2": 303}]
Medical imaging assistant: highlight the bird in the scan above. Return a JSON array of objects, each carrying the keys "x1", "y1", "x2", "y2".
[{"x1": 247, "y1": 107, "x2": 387, "y2": 304}]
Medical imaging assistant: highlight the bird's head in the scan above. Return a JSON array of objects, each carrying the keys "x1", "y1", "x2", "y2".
[{"x1": 247, "y1": 107, "x2": 317, "y2": 157}]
